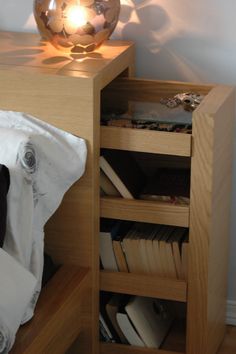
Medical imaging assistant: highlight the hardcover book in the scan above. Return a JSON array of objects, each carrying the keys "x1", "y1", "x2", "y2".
[
  {"x1": 100, "y1": 149, "x2": 146, "y2": 199},
  {"x1": 116, "y1": 312, "x2": 145, "y2": 347},
  {"x1": 125, "y1": 296, "x2": 173, "y2": 348},
  {"x1": 100, "y1": 219, "x2": 133, "y2": 272},
  {"x1": 112, "y1": 221, "x2": 133, "y2": 272},
  {"x1": 100, "y1": 292, "x2": 120, "y2": 343},
  {"x1": 181, "y1": 233, "x2": 189, "y2": 280},
  {"x1": 100, "y1": 219, "x2": 119, "y2": 271},
  {"x1": 100, "y1": 169, "x2": 121, "y2": 197},
  {"x1": 170, "y1": 228, "x2": 188, "y2": 279},
  {"x1": 106, "y1": 294, "x2": 129, "y2": 344}
]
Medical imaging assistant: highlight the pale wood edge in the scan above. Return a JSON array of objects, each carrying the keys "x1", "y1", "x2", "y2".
[
  {"x1": 101, "y1": 126, "x2": 191, "y2": 157},
  {"x1": 100, "y1": 197, "x2": 189, "y2": 227},
  {"x1": 100, "y1": 271, "x2": 187, "y2": 302},
  {"x1": 102, "y1": 77, "x2": 213, "y2": 98},
  {"x1": 96, "y1": 43, "x2": 135, "y2": 89},
  {"x1": 100, "y1": 342, "x2": 184, "y2": 354},
  {"x1": 193, "y1": 85, "x2": 235, "y2": 117},
  {"x1": 11, "y1": 266, "x2": 90, "y2": 354},
  {"x1": 187, "y1": 85, "x2": 235, "y2": 354},
  {"x1": 0, "y1": 31, "x2": 134, "y2": 78}
]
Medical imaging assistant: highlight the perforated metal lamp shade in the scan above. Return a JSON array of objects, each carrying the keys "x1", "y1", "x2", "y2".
[{"x1": 33, "y1": 0, "x2": 120, "y2": 52}]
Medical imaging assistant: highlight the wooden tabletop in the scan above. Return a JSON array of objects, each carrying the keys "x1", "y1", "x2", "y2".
[{"x1": 0, "y1": 31, "x2": 134, "y2": 76}]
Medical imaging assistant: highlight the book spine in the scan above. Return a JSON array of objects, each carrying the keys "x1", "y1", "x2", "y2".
[
  {"x1": 99, "y1": 320, "x2": 114, "y2": 343},
  {"x1": 113, "y1": 240, "x2": 129, "y2": 272}
]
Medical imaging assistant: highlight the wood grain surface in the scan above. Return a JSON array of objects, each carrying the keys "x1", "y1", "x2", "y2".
[
  {"x1": 100, "y1": 270, "x2": 187, "y2": 302},
  {"x1": 101, "y1": 196, "x2": 189, "y2": 227}
]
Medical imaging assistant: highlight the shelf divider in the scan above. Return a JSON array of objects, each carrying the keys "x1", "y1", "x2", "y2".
[
  {"x1": 101, "y1": 126, "x2": 192, "y2": 157},
  {"x1": 100, "y1": 271, "x2": 187, "y2": 302},
  {"x1": 100, "y1": 197, "x2": 189, "y2": 227}
]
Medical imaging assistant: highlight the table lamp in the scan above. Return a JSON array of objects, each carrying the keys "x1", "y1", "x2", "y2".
[{"x1": 33, "y1": 0, "x2": 120, "y2": 52}]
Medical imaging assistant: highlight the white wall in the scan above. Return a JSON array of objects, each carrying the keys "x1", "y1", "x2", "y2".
[{"x1": 0, "y1": 0, "x2": 236, "y2": 300}]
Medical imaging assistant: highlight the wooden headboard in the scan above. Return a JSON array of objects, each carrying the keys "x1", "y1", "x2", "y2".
[{"x1": 0, "y1": 31, "x2": 134, "y2": 354}]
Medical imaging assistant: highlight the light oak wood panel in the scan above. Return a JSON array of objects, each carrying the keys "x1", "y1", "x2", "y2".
[
  {"x1": 101, "y1": 126, "x2": 191, "y2": 156},
  {"x1": 0, "y1": 31, "x2": 134, "y2": 81},
  {"x1": 100, "y1": 271, "x2": 187, "y2": 302},
  {"x1": 187, "y1": 85, "x2": 235, "y2": 354},
  {"x1": 0, "y1": 31, "x2": 135, "y2": 354},
  {"x1": 10, "y1": 266, "x2": 89, "y2": 354},
  {"x1": 0, "y1": 68, "x2": 96, "y2": 264},
  {"x1": 100, "y1": 343, "x2": 184, "y2": 354},
  {"x1": 0, "y1": 67, "x2": 98, "y2": 354},
  {"x1": 101, "y1": 197, "x2": 189, "y2": 227}
]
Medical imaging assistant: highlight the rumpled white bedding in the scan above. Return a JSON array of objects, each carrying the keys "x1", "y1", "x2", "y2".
[
  {"x1": 0, "y1": 110, "x2": 87, "y2": 353},
  {"x1": 0, "y1": 249, "x2": 37, "y2": 354}
]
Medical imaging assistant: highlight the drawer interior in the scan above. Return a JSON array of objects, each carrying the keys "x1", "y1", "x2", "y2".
[{"x1": 101, "y1": 77, "x2": 213, "y2": 114}]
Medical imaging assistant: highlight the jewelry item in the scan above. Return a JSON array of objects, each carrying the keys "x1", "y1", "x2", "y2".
[{"x1": 160, "y1": 92, "x2": 204, "y2": 111}]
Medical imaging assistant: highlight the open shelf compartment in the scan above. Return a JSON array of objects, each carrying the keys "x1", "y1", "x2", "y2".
[
  {"x1": 100, "y1": 318, "x2": 186, "y2": 354},
  {"x1": 100, "y1": 317, "x2": 186, "y2": 354}
]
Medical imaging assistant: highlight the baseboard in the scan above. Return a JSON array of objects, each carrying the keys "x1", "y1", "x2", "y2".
[{"x1": 227, "y1": 300, "x2": 236, "y2": 325}]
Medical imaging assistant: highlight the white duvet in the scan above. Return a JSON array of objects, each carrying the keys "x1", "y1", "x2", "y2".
[{"x1": 0, "y1": 111, "x2": 87, "y2": 353}]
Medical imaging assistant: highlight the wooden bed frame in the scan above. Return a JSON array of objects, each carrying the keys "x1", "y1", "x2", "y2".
[{"x1": 0, "y1": 31, "x2": 134, "y2": 354}]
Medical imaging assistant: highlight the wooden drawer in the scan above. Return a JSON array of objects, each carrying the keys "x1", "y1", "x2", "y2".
[
  {"x1": 101, "y1": 77, "x2": 214, "y2": 157},
  {"x1": 99, "y1": 76, "x2": 235, "y2": 354}
]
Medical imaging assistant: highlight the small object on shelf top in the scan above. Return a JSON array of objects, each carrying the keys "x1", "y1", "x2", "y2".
[{"x1": 160, "y1": 92, "x2": 205, "y2": 112}]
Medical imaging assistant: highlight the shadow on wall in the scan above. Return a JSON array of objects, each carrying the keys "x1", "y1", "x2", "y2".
[
  {"x1": 1, "y1": 0, "x2": 236, "y2": 84},
  {"x1": 112, "y1": 0, "x2": 202, "y2": 81},
  {"x1": 112, "y1": 0, "x2": 236, "y2": 84}
]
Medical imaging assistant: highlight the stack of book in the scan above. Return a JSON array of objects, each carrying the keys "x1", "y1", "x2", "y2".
[
  {"x1": 100, "y1": 292, "x2": 177, "y2": 348},
  {"x1": 100, "y1": 219, "x2": 188, "y2": 280},
  {"x1": 100, "y1": 149, "x2": 190, "y2": 204}
]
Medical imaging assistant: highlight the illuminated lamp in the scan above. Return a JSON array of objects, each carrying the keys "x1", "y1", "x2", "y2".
[{"x1": 33, "y1": 0, "x2": 120, "y2": 52}]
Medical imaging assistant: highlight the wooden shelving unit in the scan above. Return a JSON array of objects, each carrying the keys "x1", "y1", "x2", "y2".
[
  {"x1": 0, "y1": 31, "x2": 234, "y2": 354},
  {"x1": 100, "y1": 78, "x2": 235, "y2": 354}
]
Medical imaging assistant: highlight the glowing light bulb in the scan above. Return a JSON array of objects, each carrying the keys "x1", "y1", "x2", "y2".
[{"x1": 67, "y1": 6, "x2": 87, "y2": 27}]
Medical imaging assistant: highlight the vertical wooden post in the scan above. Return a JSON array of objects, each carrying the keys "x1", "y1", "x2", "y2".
[{"x1": 187, "y1": 86, "x2": 235, "y2": 354}]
